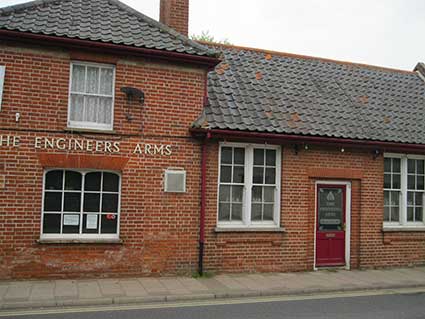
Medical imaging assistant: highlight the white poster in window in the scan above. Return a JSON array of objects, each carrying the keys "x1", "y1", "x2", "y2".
[
  {"x1": 63, "y1": 214, "x2": 79, "y2": 226},
  {"x1": 0, "y1": 66, "x2": 5, "y2": 111},
  {"x1": 86, "y1": 215, "x2": 98, "y2": 229}
]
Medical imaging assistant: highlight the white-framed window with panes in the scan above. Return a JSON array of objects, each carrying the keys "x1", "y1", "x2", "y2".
[
  {"x1": 217, "y1": 142, "x2": 281, "y2": 228},
  {"x1": 40, "y1": 169, "x2": 121, "y2": 240},
  {"x1": 68, "y1": 61, "x2": 115, "y2": 131},
  {"x1": 384, "y1": 153, "x2": 425, "y2": 229}
]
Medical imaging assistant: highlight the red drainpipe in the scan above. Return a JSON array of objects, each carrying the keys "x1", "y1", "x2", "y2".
[
  {"x1": 198, "y1": 137, "x2": 207, "y2": 275},
  {"x1": 198, "y1": 70, "x2": 212, "y2": 275}
]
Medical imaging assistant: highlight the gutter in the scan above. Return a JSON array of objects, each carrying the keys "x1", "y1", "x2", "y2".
[
  {"x1": 0, "y1": 30, "x2": 221, "y2": 67},
  {"x1": 189, "y1": 128, "x2": 425, "y2": 153}
]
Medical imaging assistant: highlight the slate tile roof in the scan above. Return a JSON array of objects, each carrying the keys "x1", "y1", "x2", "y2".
[
  {"x1": 194, "y1": 44, "x2": 425, "y2": 144},
  {"x1": 0, "y1": 0, "x2": 217, "y2": 57}
]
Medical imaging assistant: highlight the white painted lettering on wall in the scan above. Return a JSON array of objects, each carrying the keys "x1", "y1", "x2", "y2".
[
  {"x1": 0, "y1": 135, "x2": 172, "y2": 156},
  {"x1": 133, "y1": 143, "x2": 172, "y2": 156},
  {"x1": 0, "y1": 135, "x2": 20, "y2": 147}
]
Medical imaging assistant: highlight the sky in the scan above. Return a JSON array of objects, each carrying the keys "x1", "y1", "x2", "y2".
[{"x1": 0, "y1": 0, "x2": 424, "y2": 70}]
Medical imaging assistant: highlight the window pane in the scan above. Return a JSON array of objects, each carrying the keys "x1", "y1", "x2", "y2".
[
  {"x1": 254, "y1": 149, "x2": 264, "y2": 165},
  {"x1": 265, "y1": 168, "x2": 276, "y2": 184},
  {"x1": 70, "y1": 94, "x2": 84, "y2": 122},
  {"x1": 103, "y1": 173, "x2": 119, "y2": 192},
  {"x1": 408, "y1": 175, "x2": 415, "y2": 190},
  {"x1": 407, "y1": 192, "x2": 414, "y2": 206},
  {"x1": 234, "y1": 148, "x2": 245, "y2": 164},
  {"x1": 101, "y1": 214, "x2": 118, "y2": 234},
  {"x1": 62, "y1": 214, "x2": 80, "y2": 233},
  {"x1": 43, "y1": 214, "x2": 61, "y2": 233},
  {"x1": 384, "y1": 191, "x2": 390, "y2": 206},
  {"x1": 220, "y1": 166, "x2": 231, "y2": 183},
  {"x1": 392, "y1": 158, "x2": 401, "y2": 172},
  {"x1": 391, "y1": 191, "x2": 399, "y2": 206},
  {"x1": 264, "y1": 186, "x2": 274, "y2": 202},
  {"x1": 384, "y1": 158, "x2": 391, "y2": 173},
  {"x1": 251, "y1": 203, "x2": 262, "y2": 220},
  {"x1": 86, "y1": 66, "x2": 99, "y2": 94},
  {"x1": 231, "y1": 204, "x2": 242, "y2": 220},
  {"x1": 233, "y1": 166, "x2": 244, "y2": 183},
  {"x1": 102, "y1": 194, "x2": 118, "y2": 213},
  {"x1": 384, "y1": 206, "x2": 390, "y2": 222},
  {"x1": 44, "y1": 192, "x2": 62, "y2": 211},
  {"x1": 384, "y1": 174, "x2": 391, "y2": 189},
  {"x1": 408, "y1": 159, "x2": 415, "y2": 174},
  {"x1": 415, "y1": 192, "x2": 423, "y2": 206},
  {"x1": 71, "y1": 64, "x2": 85, "y2": 92},
  {"x1": 417, "y1": 176, "x2": 424, "y2": 190},
  {"x1": 219, "y1": 185, "x2": 230, "y2": 202},
  {"x1": 84, "y1": 96, "x2": 98, "y2": 123},
  {"x1": 392, "y1": 174, "x2": 400, "y2": 189},
  {"x1": 85, "y1": 172, "x2": 101, "y2": 191},
  {"x1": 266, "y1": 150, "x2": 276, "y2": 166},
  {"x1": 218, "y1": 203, "x2": 230, "y2": 220},
  {"x1": 263, "y1": 204, "x2": 274, "y2": 220},
  {"x1": 45, "y1": 170, "x2": 63, "y2": 190},
  {"x1": 231, "y1": 186, "x2": 243, "y2": 203},
  {"x1": 98, "y1": 97, "x2": 112, "y2": 124},
  {"x1": 83, "y1": 193, "x2": 100, "y2": 212},
  {"x1": 83, "y1": 214, "x2": 99, "y2": 234},
  {"x1": 65, "y1": 171, "x2": 82, "y2": 190},
  {"x1": 415, "y1": 207, "x2": 423, "y2": 222},
  {"x1": 99, "y1": 68, "x2": 113, "y2": 95},
  {"x1": 252, "y1": 186, "x2": 262, "y2": 203},
  {"x1": 253, "y1": 167, "x2": 264, "y2": 184},
  {"x1": 221, "y1": 147, "x2": 232, "y2": 164},
  {"x1": 63, "y1": 192, "x2": 81, "y2": 212},
  {"x1": 418, "y1": 161, "x2": 424, "y2": 174},
  {"x1": 391, "y1": 206, "x2": 400, "y2": 222},
  {"x1": 407, "y1": 207, "x2": 414, "y2": 221}
]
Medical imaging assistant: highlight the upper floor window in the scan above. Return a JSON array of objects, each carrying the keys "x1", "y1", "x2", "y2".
[
  {"x1": 217, "y1": 143, "x2": 281, "y2": 228},
  {"x1": 68, "y1": 62, "x2": 115, "y2": 131},
  {"x1": 384, "y1": 154, "x2": 425, "y2": 228}
]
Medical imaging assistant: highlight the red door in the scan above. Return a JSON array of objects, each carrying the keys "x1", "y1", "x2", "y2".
[{"x1": 316, "y1": 184, "x2": 346, "y2": 267}]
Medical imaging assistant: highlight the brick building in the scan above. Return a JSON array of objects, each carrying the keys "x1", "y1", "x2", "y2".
[{"x1": 0, "y1": 0, "x2": 425, "y2": 280}]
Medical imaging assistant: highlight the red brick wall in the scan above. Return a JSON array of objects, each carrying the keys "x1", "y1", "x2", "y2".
[
  {"x1": 203, "y1": 143, "x2": 425, "y2": 273},
  {"x1": 1, "y1": 41, "x2": 424, "y2": 280},
  {"x1": 0, "y1": 42, "x2": 206, "y2": 279}
]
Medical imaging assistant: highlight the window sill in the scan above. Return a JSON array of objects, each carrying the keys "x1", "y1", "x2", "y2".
[
  {"x1": 65, "y1": 127, "x2": 117, "y2": 135},
  {"x1": 215, "y1": 227, "x2": 286, "y2": 233},
  {"x1": 37, "y1": 238, "x2": 123, "y2": 244},
  {"x1": 382, "y1": 226, "x2": 425, "y2": 232}
]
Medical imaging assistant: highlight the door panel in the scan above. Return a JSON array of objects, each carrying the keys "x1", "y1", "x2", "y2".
[{"x1": 316, "y1": 184, "x2": 346, "y2": 266}]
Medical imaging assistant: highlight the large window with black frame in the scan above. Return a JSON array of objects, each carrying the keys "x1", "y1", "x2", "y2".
[{"x1": 41, "y1": 169, "x2": 120, "y2": 239}]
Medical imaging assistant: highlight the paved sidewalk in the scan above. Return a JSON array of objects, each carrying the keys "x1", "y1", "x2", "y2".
[{"x1": 1, "y1": 267, "x2": 425, "y2": 310}]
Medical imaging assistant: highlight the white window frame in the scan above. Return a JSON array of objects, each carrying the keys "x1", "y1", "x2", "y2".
[
  {"x1": 217, "y1": 142, "x2": 281, "y2": 229},
  {"x1": 67, "y1": 61, "x2": 116, "y2": 131},
  {"x1": 40, "y1": 169, "x2": 121, "y2": 241},
  {"x1": 384, "y1": 153, "x2": 425, "y2": 230}
]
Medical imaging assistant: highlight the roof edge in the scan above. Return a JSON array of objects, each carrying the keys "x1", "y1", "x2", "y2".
[
  {"x1": 0, "y1": 0, "x2": 67, "y2": 15},
  {"x1": 0, "y1": 30, "x2": 221, "y2": 67},
  {"x1": 190, "y1": 128, "x2": 425, "y2": 153},
  {"x1": 198, "y1": 41, "x2": 416, "y2": 75}
]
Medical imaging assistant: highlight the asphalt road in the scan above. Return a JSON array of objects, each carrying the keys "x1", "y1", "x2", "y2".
[{"x1": 1, "y1": 291, "x2": 425, "y2": 319}]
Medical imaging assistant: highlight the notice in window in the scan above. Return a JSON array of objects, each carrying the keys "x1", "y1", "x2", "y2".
[
  {"x1": 86, "y1": 215, "x2": 98, "y2": 229},
  {"x1": 63, "y1": 214, "x2": 79, "y2": 226}
]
